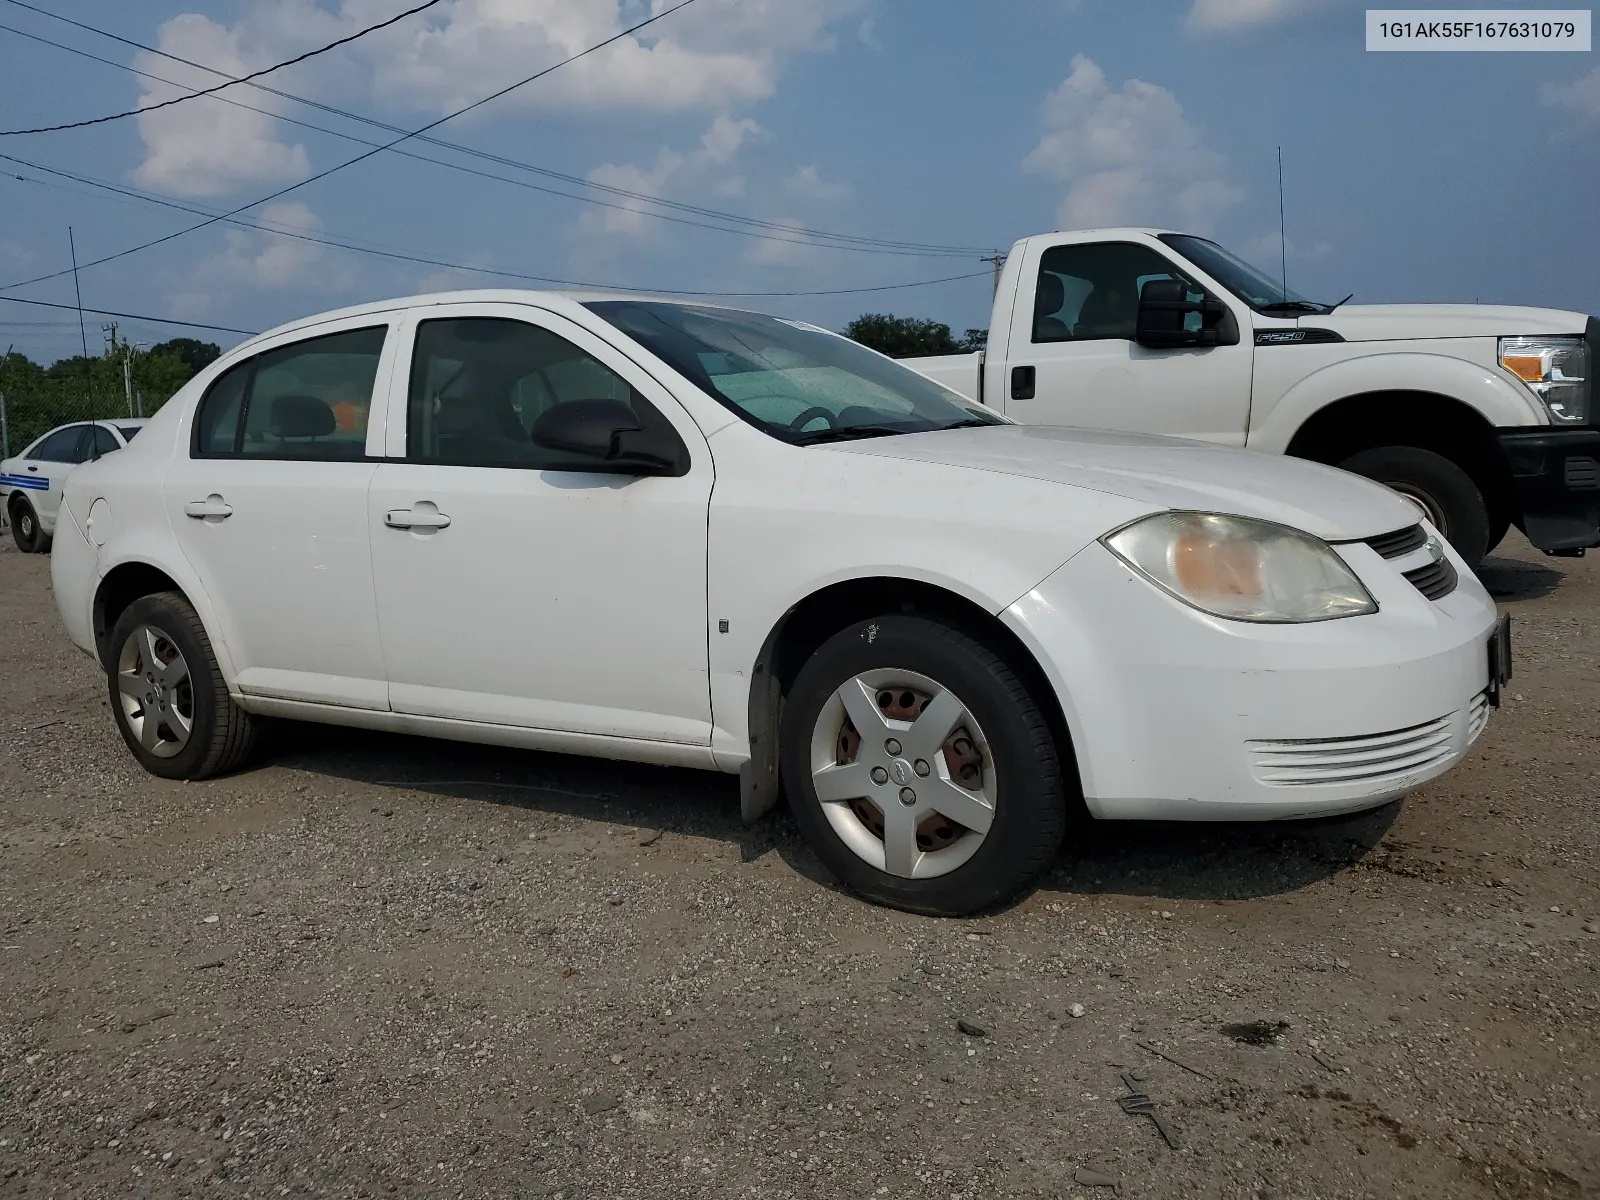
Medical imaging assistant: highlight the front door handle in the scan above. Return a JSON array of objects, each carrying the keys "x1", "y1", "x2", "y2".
[
  {"x1": 384, "y1": 504, "x2": 451, "y2": 531},
  {"x1": 1010, "y1": 365, "x2": 1036, "y2": 401},
  {"x1": 184, "y1": 495, "x2": 233, "y2": 520},
  {"x1": 26, "y1": 465, "x2": 38, "y2": 472}
]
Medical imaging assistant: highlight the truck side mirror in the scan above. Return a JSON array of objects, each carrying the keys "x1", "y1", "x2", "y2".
[{"x1": 1135, "y1": 280, "x2": 1237, "y2": 349}]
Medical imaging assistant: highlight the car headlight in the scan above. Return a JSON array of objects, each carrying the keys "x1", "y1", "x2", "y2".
[
  {"x1": 1499, "y1": 335, "x2": 1588, "y2": 424},
  {"x1": 1102, "y1": 512, "x2": 1377, "y2": 623}
]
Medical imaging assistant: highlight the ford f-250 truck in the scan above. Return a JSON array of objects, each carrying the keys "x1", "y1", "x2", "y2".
[{"x1": 902, "y1": 228, "x2": 1598, "y2": 568}]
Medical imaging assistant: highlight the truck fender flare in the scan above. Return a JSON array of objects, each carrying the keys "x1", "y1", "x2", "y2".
[{"x1": 1252, "y1": 351, "x2": 1542, "y2": 455}]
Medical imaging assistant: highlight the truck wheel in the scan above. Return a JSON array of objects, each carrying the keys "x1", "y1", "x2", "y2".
[
  {"x1": 106, "y1": 592, "x2": 259, "y2": 780},
  {"x1": 780, "y1": 614, "x2": 1068, "y2": 916},
  {"x1": 1340, "y1": 446, "x2": 1490, "y2": 568},
  {"x1": 9, "y1": 497, "x2": 49, "y2": 554}
]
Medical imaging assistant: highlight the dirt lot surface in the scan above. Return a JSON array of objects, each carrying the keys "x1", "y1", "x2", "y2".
[{"x1": 0, "y1": 534, "x2": 1596, "y2": 1199}]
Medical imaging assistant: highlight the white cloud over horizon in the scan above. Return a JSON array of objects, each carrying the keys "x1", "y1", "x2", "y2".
[
  {"x1": 1544, "y1": 67, "x2": 1600, "y2": 118},
  {"x1": 1024, "y1": 56, "x2": 1243, "y2": 235}
]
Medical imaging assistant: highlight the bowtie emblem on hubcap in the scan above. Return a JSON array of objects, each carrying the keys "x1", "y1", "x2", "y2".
[{"x1": 889, "y1": 759, "x2": 913, "y2": 786}]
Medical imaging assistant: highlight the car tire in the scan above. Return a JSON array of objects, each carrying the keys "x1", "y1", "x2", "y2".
[
  {"x1": 1339, "y1": 445, "x2": 1490, "y2": 569},
  {"x1": 779, "y1": 613, "x2": 1068, "y2": 916},
  {"x1": 9, "y1": 496, "x2": 49, "y2": 554},
  {"x1": 106, "y1": 592, "x2": 259, "y2": 780}
]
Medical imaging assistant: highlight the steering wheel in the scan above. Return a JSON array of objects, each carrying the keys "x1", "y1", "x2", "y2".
[{"x1": 787, "y1": 406, "x2": 838, "y2": 432}]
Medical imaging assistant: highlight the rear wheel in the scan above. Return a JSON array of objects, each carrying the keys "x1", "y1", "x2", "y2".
[
  {"x1": 9, "y1": 497, "x2": 48, "y2": 554},
  {"x1": 780, "y1": 614, "x2": 1068, "y2": 916},
  {"x1": 1340, "y1": 445, "x2": 1490, "y2": 568},
  {"x1": 106, "y1": 592, "x2": 258, "y2": 780}
]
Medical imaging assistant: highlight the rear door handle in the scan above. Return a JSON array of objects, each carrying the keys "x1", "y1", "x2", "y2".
[
  {"x1": 1010, "y1": 365, "x2": 1036, "y2": 401},
  {"x1": 184, "y1": 495, "x2": 233, "y2": 519},
  {"x1": 384, "y1": 505, "x2": 451, "y2": 531}
]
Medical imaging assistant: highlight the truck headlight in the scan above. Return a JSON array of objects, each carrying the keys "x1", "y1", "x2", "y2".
[
  {"x1": 1499, "y1": 335, "x2": 1588, "y2": 424},
  {"x1": 1102, "y1": 512, "x2": 1377, "y2": 623}
]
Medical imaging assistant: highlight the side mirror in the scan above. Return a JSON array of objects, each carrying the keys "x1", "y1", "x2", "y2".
[
  {"x1": 528, "y1": 399, "x2": 682, "y2": 474},
  {"x1": 1135, "y1": 279, "x2": 1237, "y2": 349}
]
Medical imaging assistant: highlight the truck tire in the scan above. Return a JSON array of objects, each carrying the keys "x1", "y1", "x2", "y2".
[
  {"x1": 1340, "y1": 446, "x2": 1490, "y2": 569},
  {"x1": 779, "y1": 613, "x2": 1068, "y2": 916},
  {"x1": 106, "y1": 592, "x2": 259, "y2": 780},
  {"x1": 9, "y1": 496, "x2": 50, "y2": 553}
]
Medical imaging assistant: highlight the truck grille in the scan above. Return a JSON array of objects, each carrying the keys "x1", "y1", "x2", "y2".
[
  {"x1": 1247, "y1": 715, "x2": 1455, "y2": 787},
  {"x1": 1402, "y1": 557, "x2": 1459, "y2": 601},
  {"x1": 1364, "y1": 524, "x2": 1427, "y2": 559}
]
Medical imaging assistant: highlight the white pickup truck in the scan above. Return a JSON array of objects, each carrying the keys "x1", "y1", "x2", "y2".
[{"x1": 903, "y1": 228, "x2": 1599, "y2": 567}]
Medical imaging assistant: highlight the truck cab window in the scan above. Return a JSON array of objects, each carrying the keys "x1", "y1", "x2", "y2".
[{"x1": 1033, "y1": 242, "x2": 1195, "y2": 344}]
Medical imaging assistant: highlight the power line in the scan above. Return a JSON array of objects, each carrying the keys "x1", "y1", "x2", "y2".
[
  {"x1": 0, "y1": 0, "x2": 715, "y2": 294},
  {"x1": 0, "y1": 294, "x2": 258, "y2": 335},
  {"x1": 0, "y1": 0, "x2": 443, "y2": 136},
  {"x1": 0, "y1": 3, "x2": 986, "y2": 258},
  {"x1": 3, "y1": 158, "x2": 991, "y2": 298}
]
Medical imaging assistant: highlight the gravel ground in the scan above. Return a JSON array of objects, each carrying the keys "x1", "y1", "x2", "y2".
[{"x1": 0, "y1": 533, "x2": 1596, "y2": 1200}]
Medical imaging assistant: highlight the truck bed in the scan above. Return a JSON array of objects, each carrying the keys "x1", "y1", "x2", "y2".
[{"x1": 900, "y1": 351, "x2": 983, "y2": 403}]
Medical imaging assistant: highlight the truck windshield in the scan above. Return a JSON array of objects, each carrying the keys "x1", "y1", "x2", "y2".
[
  {"x1": 585, "y1": 300, "x2": 1004, "y2": 445},
  {"x1": 1159, "y1": 234, "x2": 1324, "y2": 312}
]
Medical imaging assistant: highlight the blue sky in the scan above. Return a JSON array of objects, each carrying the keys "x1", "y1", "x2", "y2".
[{"x1": 1, "y1": 0, "x2": 1597, "y2": 364}]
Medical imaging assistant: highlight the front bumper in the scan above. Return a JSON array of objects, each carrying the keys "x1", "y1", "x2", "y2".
[
  {"x1": 1497, "y1": 427, "x2": 1600, "y2": 554},
  {"x1": 1002, "y1": 536, "x2": 1499, "y2": 822}
]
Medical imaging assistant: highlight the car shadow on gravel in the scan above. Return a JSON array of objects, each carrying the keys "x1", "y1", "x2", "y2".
[
  {"x1": 1476, "y1": 554, "x2": 1564, "y2": 601},
  {"x1": 265, "y1": 721, "x2": 1403, "y2": 910}
]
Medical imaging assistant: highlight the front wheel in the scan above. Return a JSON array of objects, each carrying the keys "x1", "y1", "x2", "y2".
[
  {"x1": 1339, "y1": 445, "x2": 1490, "y2": 569},
  {"x1": 9, "y1": 497, "x2": 49, "y2": 554},
  {"x1": 106, "y1": 592, "x2": 259, "y2": 780},
  {"x1": 780, "y1": 614, "x2": 1068, "y2": 916}
]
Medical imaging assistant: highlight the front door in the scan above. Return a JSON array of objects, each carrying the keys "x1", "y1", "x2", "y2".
[
  {"x1": 163, "y1": 320, "x2": 398, "y2": 710},
  {"x1": 367, "y1": 305, "x2": 714, "y2": 745},
  {"x1": 1001, "y1": 238, "x2": 1254, "y2": 445},
  {"x1": 9, "y1": 423, "x2": 92, "y2": 532}
]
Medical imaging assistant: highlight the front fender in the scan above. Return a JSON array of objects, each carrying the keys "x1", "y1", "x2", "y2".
[{"x1": 1251, "y1": 347, "x2": 1544, "y2": 454}]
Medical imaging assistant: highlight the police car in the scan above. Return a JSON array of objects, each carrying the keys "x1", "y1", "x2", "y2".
[{"x1": 2, "y1": 419, "x2": 147, "y2": 553}]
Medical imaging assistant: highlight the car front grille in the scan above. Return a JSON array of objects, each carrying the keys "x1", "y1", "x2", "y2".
[
  {"x1": 1402, "y1": 556, "x2": 1459, "y2": 600},
  {"x1": 1247, "y1": 715, "x2": 1455, "y2": 787},
  {"x1": 1364, "y1": 524, "x2": 1427, "y2": 559}
]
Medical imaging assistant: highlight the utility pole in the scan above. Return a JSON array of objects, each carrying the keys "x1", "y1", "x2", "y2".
[
  {"x1": 122, "y1": 344, "x2": 135, "y2": 417},
  {"x1": 0, "y1": 342, "x2": 10, "y2": 460},
  {"x1": 981, "y1": 252, "x2": 1007, "y2": 298}
]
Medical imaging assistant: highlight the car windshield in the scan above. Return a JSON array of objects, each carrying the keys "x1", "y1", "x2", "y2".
[
  {"x1": 117, "y1": 426, "x2": 142, "y2": 441},
  {"x1": 584, "y1": 300, "x2": 1005, "y2": 444},
  {"x1": 1159, "y1": 234, "x2": 1320, "y2": 310}
]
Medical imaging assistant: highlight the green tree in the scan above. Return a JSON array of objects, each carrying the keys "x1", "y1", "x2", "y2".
[
  {"x1": 842, "y1": 314, "x2": 987, "y2": 358},
  {"x1": 148, "y1": 338, "x2": 221, "y2": 375}
]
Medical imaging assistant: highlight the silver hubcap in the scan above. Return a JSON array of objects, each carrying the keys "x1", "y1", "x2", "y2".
[
  {"x1": 116, "y1": 625, "x2": 194, "y2": 758},
  {"x1": 20, "y1": 513, "x2": 33, "y2": 537},
  {"x1": 809, "y1": 668, "x2": 996, "y2": 879}
]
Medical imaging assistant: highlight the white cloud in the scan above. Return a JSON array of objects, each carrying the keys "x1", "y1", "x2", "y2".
[
  {"x1": 579, "y1": 115, "x2": 763, "y2": 236},
  {"x1": 356, "y1": 0, "x2": 873, "y2": 116},
  {"x1": 784, "y1": 165, "x2": 854, "y2": 205},
  {"x1": 1186, "y1": 0, "x2": 1299, "y2": 31},
  {"x1": 169, "y1": 203, "x2": 354, "y2": 318},
  {"x1": 1024, "y1": 56, "x2": 1243, "y2": 234},
  {"x1": 134, "y1": 14, "x2": 309, "y2": 198},
  {"x1": 1543, "y1": 67, "x2": 1600, "y2": 117}
]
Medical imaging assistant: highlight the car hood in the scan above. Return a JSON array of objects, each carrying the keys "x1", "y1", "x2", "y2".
[
  {"x1": 820, "y1": 425, "x2": 1418, "y2": 542},
  {"x1": 1293, "y1": 303, "x2": 1589, "y2": 342}
]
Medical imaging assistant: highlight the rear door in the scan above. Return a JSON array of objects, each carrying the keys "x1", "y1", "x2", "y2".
[
  {"x1": 1000, "y1": 237, "x2": 1254, "y2": 445},
  {"x1": 366, "y1": 303, "x2": 715, "y2": 745},
  {"x1": 163, "y1": 318, "x2": 401, "y2": 710}
]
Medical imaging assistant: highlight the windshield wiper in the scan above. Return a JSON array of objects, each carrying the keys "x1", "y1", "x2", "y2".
[
  {"x1": 792, "y1": 424, "x2": 914, "y2": 445},
  {"x1": 1255, "y1": 299, "x2": 1329, "y2": 315}
]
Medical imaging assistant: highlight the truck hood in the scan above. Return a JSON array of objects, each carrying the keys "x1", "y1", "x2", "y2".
[
  {"x1": 1290, "y1": 303, "x2": 1589, "y2": 342},
  {"x1": 822, "y1": 425, "x2": 1418, "y2": 542}
]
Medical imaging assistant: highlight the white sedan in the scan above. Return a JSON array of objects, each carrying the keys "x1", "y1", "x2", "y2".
[
  {"x1": 3, "y1": 418, "x2": 147, "y2": 552},
  {"x1": 51, "y1": 291, "x2": 1508, "y2": 914}
]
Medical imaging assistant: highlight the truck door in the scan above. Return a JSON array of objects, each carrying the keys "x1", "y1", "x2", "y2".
[{"x1": 1000, "y1": 238, "x2": 1253, "y2": 445}]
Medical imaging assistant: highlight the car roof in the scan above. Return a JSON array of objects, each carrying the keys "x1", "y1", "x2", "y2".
[{"x1": 240, "y1": 289, "x2": 755, "y2": 354}]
